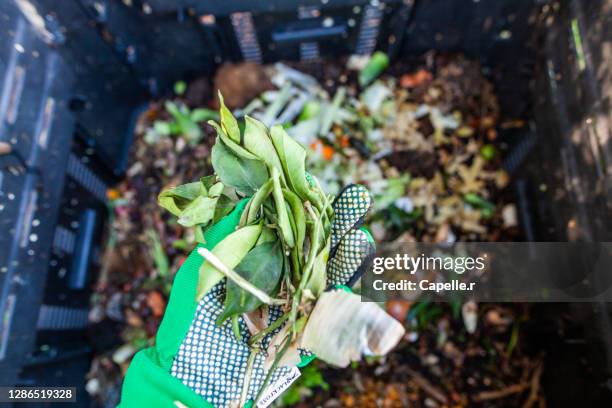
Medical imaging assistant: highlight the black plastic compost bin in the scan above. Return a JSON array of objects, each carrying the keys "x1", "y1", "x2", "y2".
[{"x1": 0, "y1": 0, "x2": 611, "y2": 406}]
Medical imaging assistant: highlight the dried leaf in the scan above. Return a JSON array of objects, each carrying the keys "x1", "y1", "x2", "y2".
[
  {"x1": 301, "y1": 290, "x2": 405, "y2": 367},
  {"x1": 242, "y1": 308, "x2": 269, "y2": 336},
  {"x1": 264, "y1": 319, "x2": 304, "y2": 370}
]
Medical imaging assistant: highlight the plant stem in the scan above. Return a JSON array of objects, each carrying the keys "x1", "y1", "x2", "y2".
[
  {"x1": 239, "y1": 199, "x2": 252, "y2": 227},
  {"x1": 239, "y1": 348, "x2": 258, "y2": 406},
  {"x1": 232, "y1": 315, "x2": 243, "y2": 342},
  {"x1": 271, "y1": 167, "x2": 295, "y2": 248},
  {"x1": 254, "y1": 337, "x2": 292, "y2": 405},
  {"x1": 310, "y1": 175, "x2": 333, "y2": 223},
  {"x1": 288, "y1": 202, "x2": 322, "y2": 335},
  {"x1": 249, "y1": 312, "x2": 290, "y2": 346},
  {"x1": 197, "y1": 248, "x2": 286, "y2": 305}
]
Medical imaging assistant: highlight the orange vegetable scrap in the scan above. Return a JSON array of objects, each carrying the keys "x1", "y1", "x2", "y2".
[
  {"x1": 310, "y1": 140, "x2": 335, "y2": 160},
  {"x1": 107, "y1": 188, "x2": 121, "y2": 201},
  {"x1": 400, "y1": 69, "x2": 433, "y2": 88}
]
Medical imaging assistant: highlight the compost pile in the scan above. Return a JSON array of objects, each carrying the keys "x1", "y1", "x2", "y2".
[{"x1": 88, "y1": 54, "x2": 541, "y2": 407}]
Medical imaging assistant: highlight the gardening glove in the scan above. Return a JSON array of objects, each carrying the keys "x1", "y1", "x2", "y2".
[{"x1": 120, "y1": 184, "x2": 374, "y2": 408}]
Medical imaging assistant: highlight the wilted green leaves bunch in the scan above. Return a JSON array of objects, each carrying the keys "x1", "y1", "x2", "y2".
[
  {"x1": 159, "y1": 92, "x2": 333, "y2": 345},
  {"x1": 158, "y1": 93, "x2": 406, "y2": 406}
]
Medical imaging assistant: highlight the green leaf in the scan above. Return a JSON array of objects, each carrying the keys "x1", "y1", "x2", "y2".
[
  {"x1": 298, "y1": 100, "x2": 321, "y2": 122},
  {"x1": 177, "y1": 195, "x2": 218, "y2": 227},
  {"x1": 153, "y1": 121, "x2": 172, "y2": 136},
  {"x1": 200, "y1": 175, "x2": 217, "y2": 191},
  {"x1": 306, "y1": 240, "x2": 330, "y2": 297},
  {"x1": 212, "y1": 139, "x2": 269, "y2": 195},
  {"x1": 480, "y1": 144, "x2": 497, "y2": 161},
  {"x1": 165, "y1": 101, "x2": 202, "y2": 143},
  {"x1": 147, "y1": 229, "x2": 169, "y2": 277},
  {"x1": 197, "y1": 224, "x2": 263, "y2": 300},
  {"x1": 172, "y1": 239, "x2": 188, "y2": 250},
  {"x1": 169, "y1": 122, "x2": 181, "y2": 134},
  {"x1": 208, "y1": 181, "x2": 224, "y2": 197},
  {"x1": 174, "y1": 80, "x2": 186, "y2": 95},
  {"x1": 256, "y1": 226, "x2": 277, "y2": 245},
  {"x1": 271, "y1": 167, "x2": 295, "y2": 248},
  {"x1": 270, "y1": 125, "x2": 322, "y2": 207},
  {"x1": 246, "y1": 179, "x2": 273, "y2": 224},
  {"x1": 373, "y1": 175, "x2": 410, "y2": 211},
  {"x1": 463, "y1": 193, "x2": 495, "y2": 213},
  {"x1": 191, "y1": 108, "x2": 218, "y2": 123},
  {"x1": 282, "y1": 188, "x2": 306, "y2": 260},
  {"x1": 217, "y1": 241, "x2": 284, "y2": 324},
  {"x1": 213, "y1": 195, "x2": 235, "y2": 223},
  {"x1": 208, "y1": 120, "x2": 259, "y2": 160},
  {"x1": 218, "y1": 92, "x2": 240, "y2": 143},
  {"x1": 158, "y1": 182, "x2": 206, "y2": 216},
  {"x1": 282, "y1": 365, "x2": 329, "y2": 405},
  {"x1": 243, "y1": 116, "x2": 286, "y2": 184}
]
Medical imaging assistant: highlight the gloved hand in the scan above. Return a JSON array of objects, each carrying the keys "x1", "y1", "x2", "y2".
[{"x1": 120, "y1": 184, "x2": 374, "y2": 408}]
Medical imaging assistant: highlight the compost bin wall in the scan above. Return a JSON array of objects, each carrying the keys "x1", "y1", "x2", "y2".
[{"x1": 1, "y1": 0, "x2": 612, "y2": 404}]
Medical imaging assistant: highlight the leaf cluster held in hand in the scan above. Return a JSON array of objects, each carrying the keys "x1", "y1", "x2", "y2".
[{"x1": 157, "y1": 92, "x2": 404, "y2": 406}]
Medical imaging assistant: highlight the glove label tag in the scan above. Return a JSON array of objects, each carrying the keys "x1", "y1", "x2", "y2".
[{"x1": 256, "y1": 366, "x2": 301, "y2": 408}]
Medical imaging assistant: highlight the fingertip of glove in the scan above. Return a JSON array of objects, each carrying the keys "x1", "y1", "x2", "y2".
[
  {"x1": 331, "y1": 184, "x2": 373, "y2": 249},
  {"x1": 327, "y1": 228, "x2": 376, "y2": 288}
]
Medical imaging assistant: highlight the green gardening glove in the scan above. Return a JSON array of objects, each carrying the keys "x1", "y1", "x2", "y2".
[{"x1": 120, "y1": 184, "x2": 374, "y2": 408}]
